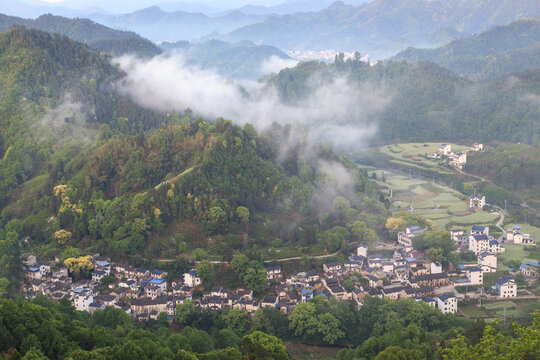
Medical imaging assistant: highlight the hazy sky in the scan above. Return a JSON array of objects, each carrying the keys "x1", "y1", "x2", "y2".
[{"x1": 30, "y1": 0, "x2": 293, "y2": 11}]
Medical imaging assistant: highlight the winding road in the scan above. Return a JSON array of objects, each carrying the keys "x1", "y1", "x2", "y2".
[{"x1": 157, "y1": 242, "x2": 360, "y2": 264}]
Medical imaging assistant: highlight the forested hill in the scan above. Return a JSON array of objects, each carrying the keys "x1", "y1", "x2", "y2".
[
  {"x1": 0, "y1": 27, "x2": 386, "y2": 287},
  {"x1": 268, "y1": 57, "x2": 540, "y2": 145},
  {"x1": 222, "y1": 0, "x2": 540, "y2": 59},
  {"x1": 0, "y1": 13, "x2": 162, "y2": 57},
  {"x1": 393, "y1": 18, "x2": 540, "y2": 78},
  {"x1": 0, "y1": 27, "x2": 165, "y2": 205},
  {"x1": 160, "y1": 39, "x2": 292, "y2": 79},
  {"x1": 465, "y1": 144, "x2": 540, "y2": 211}
]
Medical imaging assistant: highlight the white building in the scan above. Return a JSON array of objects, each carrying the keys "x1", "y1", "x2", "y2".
[
  {"x1": 74, "y1": 293, "x2": 93, "y2": 312},
  {"x1": 467, "y1": 267, "x2": 484, "y2": 285},
  {"x1": 477, "y1": 252, "x2": 497, "y2": 273},
  {"x1": 184, "y1": 269, "x2": 201, "y2": 287},
  {"x1": 469, "y1": 234, "x2": 490, "y2": 255},
  {"x1": 471, "y1": 225, "x2": 489, "y2": 236},
  {"x1": 356, "y1": 243, "x2": 367, "y2": 258},
  {"x1": 439, "y1": 144, "x2": 452, "y2": 156},
  {"x1": 496, "y1": 276, "x2": 516, "y2": 298},
  {"x1": 436, "y1": 294, "x2": 457, "y2": 314},
  {"x1": 507, "y1": 226, "x2": 536, "y2": 245},
  {"x1": 469, "y1": 195, "x2": 486, "y2": 211},
  {"x1": 430, "y1": 262, "x2": 442, "y2": 274}
]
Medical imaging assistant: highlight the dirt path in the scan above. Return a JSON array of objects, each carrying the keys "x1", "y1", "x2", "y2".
[{"x1": 496, "y1": 210, "x2": 506, "y2": 241}]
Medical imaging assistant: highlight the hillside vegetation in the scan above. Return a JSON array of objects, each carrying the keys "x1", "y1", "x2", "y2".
[
  {"x1": 394, "y1": 18, "x2": 540, "y2": 78},
  {"x1": 269, "y1": 56, "x2": 540, "y2": 145},
  {"x1": 0, "y1": 13, "x2": 162, "y2": 57},
  {"x1": 466, "y1": 144, "x2": 540, "y2": 212},
  {"x1": 161, "y1": 39, "x2": 291, "y2": 79},
  {"x1": 223, "y1": 0, "x2": 540, "y2": 59}
]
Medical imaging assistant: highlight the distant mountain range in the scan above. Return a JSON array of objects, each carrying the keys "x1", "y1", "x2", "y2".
[
  {"x1": 89, "y1": 6, "x2": 267, "y2": 42},
  {"x1": 219, "y1": 0, "x2": 540, "y2": 59},
  {"x1": 393, "y1": 18, "x2": 540, "y2": 78},
  {"x1": 161, "y1": 39, "x2": 292, "y2": 79},
  {"x1": 0, "y1": 13, "x2": 161, "y2": 57}
]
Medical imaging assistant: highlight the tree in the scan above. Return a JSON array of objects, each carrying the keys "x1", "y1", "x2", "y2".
[
  {"x1": 54, "y1": 229, "x2": 72, "y2": 246},
  {"x1": 316, "y1": 312, "x2": 345, "y2": 344},
  {"x1": 197, "y1": 260, "x2": 216, "y2": 288},
  {"x1": 21, "y1": 348, "x2": 47, "y2": 360},
  {"x1": 230, "y1": 253, "x2": 249, "y2": 277},
  {"x1": 243, "y1": 266, "x2": 267, "y2": 293},
  {"x1": 241, "y1": 332, "x2": 290, "y2": 360},
  {"x1": 208, "y1": 206, "x2": 226, "y2": 226},
  {"x1": 60, "y1": 247, "x2": 83, "y2": 263},
  {"x1": 332, "y1": 196, "x2": 351, "y2": 218},
  {"x1": 221, "y1": 309, "x2": 250, "y2": 336},
  {"x1": 175, "y1": 299, "x2": 196, "y2": 325},
  {"x1": 236, "y1": 206, "x2": 250, "y2": 225},
  {"x1": 441, "y1": 314, "x2": 540, "y2": 360},
  {"x1": 64, "y1": 256, "x2": 93, "y2": 277},
  {"x1": 385, "y1": 217, "x2": 406, "y2": 233},
  {"x1": 0, "y1": 277, "x2": 10, "y2": 294},
  {"x1": 426, "y1": 248, "x2": 444, "y2": 263},
  {"x1": 351, "y1": 221, "x2": 367, "y2": 239},
  {"x1": 289, "y1": 302, "x2": 318, "y2": 338},
  {"x1": 375, "y1": 346, "x2": 426, "y2": 360}
]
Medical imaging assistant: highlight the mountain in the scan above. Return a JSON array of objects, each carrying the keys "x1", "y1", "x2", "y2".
[
  {"x1": 161, "y1": 39, "x2": 293, "y2": 79},
  {"x1": 0, "y1": 13, "x2": 162, "y2": 57},
  {"x1": 0, "y1": 27, "x2": 385, "y2": 268},
  {"x1": 89, "y1": 6, "x2": 267, "y2": 42},
  {"x1": 393, "y1": 18, "x2": 540, "y2": 78},
  {"x1": 268, "y1": 57, "x2": 540, "y2": 145},
  {"x1": 236, "y1": 0, "x2": 370, "y2": 16},
  {"x1": 222, "y1": 0, "x2": 540, "y2": 59}
]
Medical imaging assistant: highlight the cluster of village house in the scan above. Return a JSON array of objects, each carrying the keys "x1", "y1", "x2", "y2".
[
  {"x1": 428, "y1": 143, "x2": 483, "y2": 169},
  {"x1": 20, "y1": 216, "x2": 537, "y2": 321}
]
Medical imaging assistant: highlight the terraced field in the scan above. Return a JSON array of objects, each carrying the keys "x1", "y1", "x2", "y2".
[{"x1": 368, "y1": 168, "x2": 499, "y2": 230}]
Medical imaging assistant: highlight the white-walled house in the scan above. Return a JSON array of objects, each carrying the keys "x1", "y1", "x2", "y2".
[
  {"x1": 496, "y1": 276, "x2": 516, "y2": 298},
  {"x1": 469, "y1": 195, "x2": 486, "y2": 211},
  {"x1": 477, "y1": 252, "x2": 497, "y2": 273},
  {"x1": 356, "y1": 244, "x2": 367, "y2": 258},
  {"x1": 430, "y1": 262, "x2": 442, "y2": 274},
  {"x1": 469, "y1": 234, "x2": 490, "y2": 255},
  {"x1": 436, "y1": 294, "x2": 457, "y2": 314},
  {"x1": 74, "y1": 293, "x2": 93, "y2": 311},
  {"x1": 184, "y1": 269, "x2": 201, "y2": 287},
  {"x1": 467, "y1": 267, "x2": 484, "y2": 285},
  {"x1": 439, "y1": 144, "x2": 452, "y2": 156}
]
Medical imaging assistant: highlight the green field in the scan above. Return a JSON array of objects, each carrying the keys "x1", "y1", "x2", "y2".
[
  {"x1": 379, "y1": 142, "x2": 470, "y2": 175},
  {"x1": 498, "y1": 243, "x2": 539, "y2": 271},
  {"x1": 372, "y1": 168, "x2": 499, "y2": 230}
]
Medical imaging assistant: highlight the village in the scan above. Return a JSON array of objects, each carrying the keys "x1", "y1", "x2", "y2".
[
  {"x1": 427, "y1": 142, "x2": 484, "y2": 169},
  {"x1": 19, "y1": 193, "x2": 538, "y2": 321}
]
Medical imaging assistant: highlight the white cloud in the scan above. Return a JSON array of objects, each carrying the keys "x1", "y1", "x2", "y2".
[
  {"x1": 260, "y1": 55, "x2": 299, "y2": 74},
  {"x1": 113, "y1": 54, "x2": 391, "y2": 151}
]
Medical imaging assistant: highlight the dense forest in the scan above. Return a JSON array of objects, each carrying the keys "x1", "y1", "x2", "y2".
[
  {"x1": 0, "y1": 13, "x2": 162, "y2": 57},
  {"x1": 269, "y1": 56, "x2": 540, "y2": 145},
  {"x1": 394, "y1": 18, "x2": 540, "y2": 78},
  {"x1": 0, "y1": 296, "x2": 538, "y2": 360}
]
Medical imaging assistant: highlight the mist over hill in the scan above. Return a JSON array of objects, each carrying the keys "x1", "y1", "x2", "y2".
[{"x1": 393, "y1": 18, "x2": 540, "y2": 78}]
